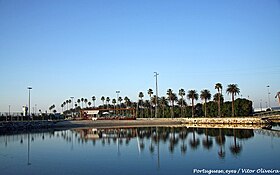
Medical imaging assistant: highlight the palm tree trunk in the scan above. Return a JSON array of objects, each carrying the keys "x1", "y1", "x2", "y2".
[
  {"x1": 204, "y1": 99, "x2": 207, "y2": 117},
  {"x1": 192, "y1": 98, "x2": 194, "y2": 118},
  {"x1": 218, "y1": 93, "x2": 221, "y2": 117},
  {"x1": 232, "y1": 93, "x2": 235, "y2": 117}
]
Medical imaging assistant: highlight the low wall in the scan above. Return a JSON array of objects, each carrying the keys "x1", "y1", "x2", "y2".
[{"x1": 179, "y1": 117, "x2": 267, "y2": 124}]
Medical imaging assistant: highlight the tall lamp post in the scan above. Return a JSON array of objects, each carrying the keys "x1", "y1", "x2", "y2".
[
  {"x1": 154, "y1": 72, "x2": 159, "y2": 118},
  {"x1": 28, "y1": 87, "x2": 32, "y2": 121},
  {"x1": 267, "y1": 85, "x2": 271, "y2": 108}
]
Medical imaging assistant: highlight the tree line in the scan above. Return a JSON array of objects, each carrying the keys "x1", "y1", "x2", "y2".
[{"x1": 59, "y1": 83, "x2": 253, "y2": 118}]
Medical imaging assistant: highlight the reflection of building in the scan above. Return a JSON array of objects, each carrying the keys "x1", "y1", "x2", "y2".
[
  {"x1": 73, "y1": 128, "x2": 138, "y2": 140},
  {"x1": 80, "y1": 108, "x2": 136, "y2": 120}
]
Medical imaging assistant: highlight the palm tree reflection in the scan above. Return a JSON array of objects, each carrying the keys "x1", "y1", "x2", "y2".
[
  {"x1": 179, "y1": 128, "x2": 188, "y2": 155},
  {"x1": 202, "y1": 128, "x2": 213, "y2": 150},
  {"x1": 189, "y1": 128, "x2": 200, "y2": 150},
  {"x1": 229, "y1": 129, "x2": 242, "y2": 156},
  {"x1": 215, "y1": 128, "x2": 226, "y2": 159}
]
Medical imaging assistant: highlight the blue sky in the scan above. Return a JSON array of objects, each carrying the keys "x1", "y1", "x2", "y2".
[{"x1": 0, "y1": 0, "x2": 280, "y2": 113}]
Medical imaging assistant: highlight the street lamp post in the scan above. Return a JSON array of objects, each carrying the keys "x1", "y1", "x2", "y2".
[
  {"x1": 154, "y1": 72, "x2": 159, "y2": 118},
  {"x1": 28, "y1": 87, "x2": 32, "y2": 121},
  {"x1": 267, "y1": 85, "x2": 271, "y2": 108},
  {"x1": 260, "y1": 99, "x2": 262, "y2": 112}
]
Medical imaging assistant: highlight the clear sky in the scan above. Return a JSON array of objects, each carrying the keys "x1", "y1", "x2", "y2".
[{"x1": 0, "y1": 0, "x2": 280, "y2": 113}]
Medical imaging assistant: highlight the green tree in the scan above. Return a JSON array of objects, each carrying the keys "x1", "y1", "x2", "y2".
[
  {"x1": 226, "y1": 84, "x2": 240, "y2": 117},
  {"x1": 200, "y1": 89, "x2": 211, "y2": 117},
  {"x1": 84, "y1": 99, "x2": 88, "y2": 108},
  {"x1": 101, "y1": 96, "x2": 105, "y2": 107},
  {"x1": 124, "y1": 96, "x2": 130, "y2": 107},
  {"x1": 139, "y1": 92, "x2": 144, "y2": 118},
  {"x1": 68, "y1": 99, "x2": 72, "y2": 109},
  {"x1": 159, "y1": 96, "x2": 168, "y2": 118},
  {"x1": 118, "y1": 96, "x2": 123, "y2": 106},
  {"x1": 179, "y1": 89, "x2": 186, "y2": 117},
  {"x1": 92, "y1": 96, "x2": 96, "y2": 107},
  {"x1": 61, "y1": 104, "x2": 64, "y2": 113},
  {"x1": 106, "y1": 97, "x2": 110, "y2": 108},
  {"x1": 167, "y1": 89, "x2": 174, "y2": 118},
  {"x1": 88, "y1": 102, "x2": 92, "y2": 108},
  {"x1": 187, "y1": 90, "x2": 198, "y2": 118},
  {"x1": 170, "y1": 93, "x2": 178, "y2": 118},
  {"x1": 148, "y1": 89, "x2": 153, "y2": 117},
  {"x1": 112, "y1": 99, "x2": 117, "y2": 114},
  {"x1": 66, "y1": 100, "x2": 69, "y2": 111},
  {"x1": 81, "y1": 98, "x2": 84, "y2": 108},
  {"x1": 215, "y1": 83, "x2": 223, "y2": 117},
  {"x1": 77, "y1": 99, "x2": 81, "y2": 107}
]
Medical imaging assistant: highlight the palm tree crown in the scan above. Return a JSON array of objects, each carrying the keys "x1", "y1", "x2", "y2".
[
  {"x1": 226, "y1": 84, "x2": 240, "y2": 117},
  {"x1": 187, "y1": 90, "x2": 198, "y2": 118},
  {"x1": 215, "y1": 83, "x2": 223, "y2": 117},
  {"x1": 200, "y1": 89, "x2": 211, "y2": 117}
]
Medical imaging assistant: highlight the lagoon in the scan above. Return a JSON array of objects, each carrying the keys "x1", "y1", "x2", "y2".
[{"x1": 0, "y1": 126, "x2": 280, "y2": 175}]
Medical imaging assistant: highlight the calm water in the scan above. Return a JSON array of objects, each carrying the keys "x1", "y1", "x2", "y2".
[{"x1": 1, "y1": 126, "x2": 280, "y2": 175}]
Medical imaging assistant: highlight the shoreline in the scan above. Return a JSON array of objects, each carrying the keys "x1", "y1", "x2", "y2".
[{"x1": 0, "y1": 117, "x2": 275, "y2": 132}]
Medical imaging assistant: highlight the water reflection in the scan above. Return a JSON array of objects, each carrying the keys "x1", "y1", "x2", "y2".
[
  {"x1": 69, "y1": 127, "x2": 256, "y2": 157},
  {"x1": 0, "y1": 126, "x2": 279, "y2": 175}
]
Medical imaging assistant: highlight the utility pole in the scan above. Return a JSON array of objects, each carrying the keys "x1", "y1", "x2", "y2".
[
  {"x1": 154, "y1": 72, "x2": 159, "y2": 118},
  {"x1": 28, "y1": 87, "x2": 32, "y2": 121},
  {"x1": 267, "y1": 85, "x2": 271, "y2": 108}
]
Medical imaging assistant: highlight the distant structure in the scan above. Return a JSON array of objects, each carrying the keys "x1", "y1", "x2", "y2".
[
  {"x1": 276, "y1": 92, "x2": 280, "y2": 106},
  {"x1": 22, "y1": 106, "x2": 28, "y2": 116}
]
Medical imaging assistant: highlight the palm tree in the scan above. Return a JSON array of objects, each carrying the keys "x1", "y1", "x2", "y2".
[
  {"x1": 84, "y1": 99, "x2": 88, "y2": 108},
  {"x1": 170, "y1": 93, "x2": 178, "y2": 118},
  {"x1": 159, "y1": 96, "x2": 168, "y2": 117},
  {"x1": 226, "y1": 84, "x2": 240, "y2": 117},
  {"x1": 148, "y1": 89, "x2": 153, "y2": 117},
  {"x1": 187, "y1": 90, "x2": 198, "y2": 118},
  {"x1": 81, "y1": 98, "x2": 84, "y2": 108},
  {"x1": 88, "y1": 102, "x2": 92, "y2": 108},
  {"x1": 118, "y1": 96, "x2": 123, "y2": 115},
  {"x1": 77, "y1": 99, "x2": 81, "y2": 107},
  {"x1": 66, "y1": 100, "x2": 69, "y2": 111},
  {"x1": 92, "y1": 96, "x2": 96, "y2": 107},
  {"x1": 69, "y1": 99, "x2": 72, "y2": 110},
  {"x1": 112, "y1": 99, "x2": 117, "y2": 114},
  {"x1": 179, "y1": 89, "x2": 186, "y2": 117},
  {"x1": 63, "y1": 101, "x2": 66, "y2": 111},
  {"x1": 101, "y1": 96, "x2": 105, "y2": 108},
  {"x1": 106, "y1": 97, "x2": 110, "y2": 108},
  {"x1": 139, "y1": 92, "x2": 144, "y2": 118},
  {"x1": 166, "y1": 89, "x2": 173, "y2": 117},
  {"x1": 61, "y1": 104, "x2": 64, "y2": 113},
  {"x1": 215, "y1": 83, "x2": 223, "y2": 117},
  {"x1": 118, "y1": 96, "x2": 123, "y2": 106},
  {"x1": 200, "y1": 89, "x2": 211, "y2": 117},
  {"x1": 124, "y1": 96, "x2": 130, "y2": 107},
  {"x1": 143, "y1": 100, "x2": 151, "y2": 118}
]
